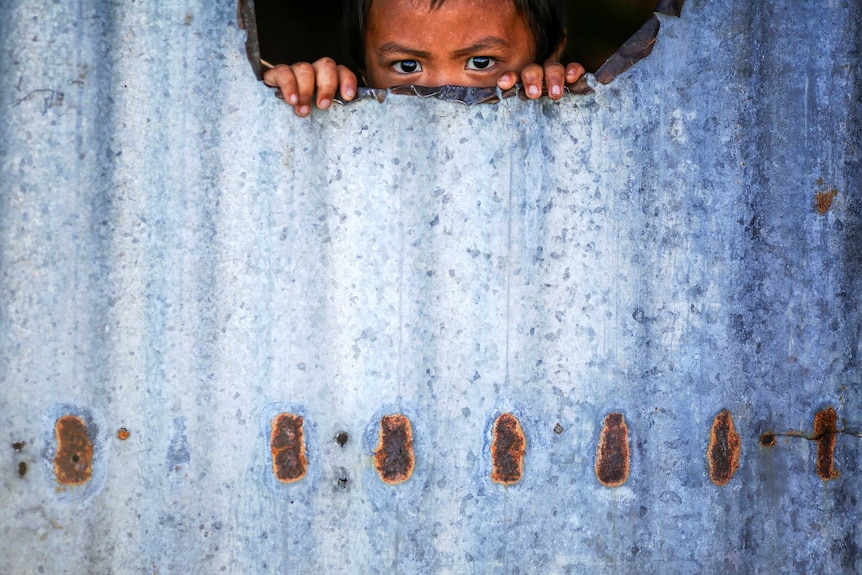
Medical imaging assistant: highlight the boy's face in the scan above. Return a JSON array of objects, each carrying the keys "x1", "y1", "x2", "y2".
[{"x1": 364, "y1": 0, "x2": 536, "y2": 89}]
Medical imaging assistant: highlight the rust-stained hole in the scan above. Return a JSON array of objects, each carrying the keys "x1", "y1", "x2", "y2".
[
  {"x1": 117, "y1": 428, "x2": 130, "y2": 441},
  {"x1": 54, "y1": 415, "x2": 93, "y2": 486},
  {"x1": 270, "y1": 413, "x2": 308, "y2": 484},
  {"x1": 814, "y1": 407, "x2": 839, "y2": 480},
  {"x1": 12, "y1": 441, "x2": 25, "y2": 452},
  {"x1": 595, "y1": 413, "x2": 629, "y2": 487},
  {"x1": 17, "y1": 461, "x2": 28, "y2": 478},
  {"x1": 335, "y1": 431, "x2": 348, "y2": 447},
  {"x1": 707, "y1": 410, "x2": 741, "y2": 486},
  {"x1": 374, "y1": 414, "x2": 414, "y2": 484},
  {"x1": 337, "y1": 474, "x2": 350, "y2": 490},
  {"x1": 760, "y1": 433, "x2": 776, "y2": 447},
  {"x1": 491, "y1": 413, "x2": 526, "y2": 485},
  {"x1": 553, "y1": 422, "x2": 564, "y2": 435}
]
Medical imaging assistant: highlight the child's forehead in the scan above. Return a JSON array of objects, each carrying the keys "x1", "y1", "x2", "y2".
[
  {"x1": 365, "y1": 0, "x2": 533, "y2": 47},
  {"x1": 367, "y1": 0, "x2": 526, "y2": 29},
  {"x1": 369, "y1": 0, "x2": 519, "y2": 16}
]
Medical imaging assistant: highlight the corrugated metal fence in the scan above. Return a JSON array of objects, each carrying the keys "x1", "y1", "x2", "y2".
[{"x1": 1, "y1": 0, "x2": 860, "y2": 573}]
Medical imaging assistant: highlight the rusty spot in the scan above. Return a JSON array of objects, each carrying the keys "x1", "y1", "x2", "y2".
[
  {"x1": 760, "y1": 433, "x2": 776, "y2": 447},
  {"x1": 491, "y1": 413, "x2": 526, "y2": 485},
  {"x1": 17, "y1": 461, "x2": 28, "y2": 478},
  {"x1": 707, "y1": 410, "x2": 741, "y2": 486},
  {"x1": 374, "y1": 414, "x2": 414, "y2": 484},
  {"x1": 11, "y1": 441, "x2": 25, "y2": 452},
  {"x1": 595, "y1": 413, "x2": 629, "y2": 487},
  {"x1": 553, "y1": 422, "x2": 564, "y2": 435},
  {"x1": 335, "y1": 431, "x2": 348, "y2": 447},
  {"x1": 814, "y1": 407, "x2": 839, "y2": 480},
  {"x1": 116, "y1": 427, "x2": 130, "y2": 441},
  {"x1": 53, "y1": 415, "x2": 93, "y2": 485},
  {"x1": 815, "y1": 188, "x2": 838, "y2": 214},
  {"x1": 270, "y1": 413, "x2": 307, "y2": 483}
]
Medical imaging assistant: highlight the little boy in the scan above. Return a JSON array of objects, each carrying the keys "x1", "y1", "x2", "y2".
[{"x1": 264, "y1": 0, "x2": 585, "y2": 117}]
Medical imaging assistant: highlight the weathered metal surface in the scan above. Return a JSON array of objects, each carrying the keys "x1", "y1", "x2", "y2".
[
  {"x1": 815, "y1": 407, "x2": 840, "y2": 481},
  {"x1": 53, "y1": 415, "x2": 94, "y2": 486},
  {"x1": 238, "y1": 0, "x2": 262, "y2": 81},
  {"x1": 270, "y1": 413, "x2": 308, "y2": 483},
  {"x1": 707, "y1": 409, "x2": 740, "y2": 486},
  {"x1": 374, "y1": 414, "x2": 415, "y2": 484},
  {"x1": 595, "y1": 413, "x2": 630, "y2": 487},
  {"x1": 490, "y1": 412, "x2": 526, "y2": 484},
  {"x1": 0, "y1": 0, "x2": 860, "y2": 573}
]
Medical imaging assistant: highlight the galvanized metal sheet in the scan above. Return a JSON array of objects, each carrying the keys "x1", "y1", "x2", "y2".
[{"x1": 1, "y1": 1, "x2": 860, "y2": 573}]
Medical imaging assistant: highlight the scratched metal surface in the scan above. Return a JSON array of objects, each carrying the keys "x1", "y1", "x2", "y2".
[{"x1": 1, "y1": 1, "x2": 860, "y2": 574}]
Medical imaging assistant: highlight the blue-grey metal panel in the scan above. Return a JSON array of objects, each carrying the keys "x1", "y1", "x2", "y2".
[{"x1": 0, "y1": 1, "x2": 859, "y2": 573}]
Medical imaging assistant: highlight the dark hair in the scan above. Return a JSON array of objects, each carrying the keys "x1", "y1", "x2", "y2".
[{"x1": 345, "y1": 0, "x2": 566, "y2": 75}]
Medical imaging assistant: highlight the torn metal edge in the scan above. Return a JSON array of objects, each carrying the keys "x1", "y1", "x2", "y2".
[{"x1": 238, "y1": 0, "x2": 263, "y2": 81}]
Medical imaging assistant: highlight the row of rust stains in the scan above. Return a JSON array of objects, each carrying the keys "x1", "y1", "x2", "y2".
[{"x1": 38, "y1": 407, "x2": 842, "y2": 488}]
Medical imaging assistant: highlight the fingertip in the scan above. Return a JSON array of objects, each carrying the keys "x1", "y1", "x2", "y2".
[
  {"x1": 497, "y1": 72, "x2": 517, "y2": 90},
  {"x1": 341, "y1": 80, "x2": 357, "y2": 101},
  {"x1": 550, "y1": 83, "x2": 562, "y2": 98},
  {"x1": 565, "y1": 63, "x2": 586, "y2": 83}
]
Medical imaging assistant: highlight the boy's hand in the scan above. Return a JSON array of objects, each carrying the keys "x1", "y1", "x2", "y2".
[
  {"x1": 263, "y1": 58, "x2": 358, "y2": 117},
  {"x1": 497, "y1": 62, "x2": 586, "y2": 100}
]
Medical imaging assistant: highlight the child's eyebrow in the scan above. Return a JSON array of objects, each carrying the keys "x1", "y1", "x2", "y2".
[
  {"x1": 450, "y1": 37, "x2": 510, "y2": 58},
  {"x1": 377, "y1": 42, "x2": 432, "y2": 59}
]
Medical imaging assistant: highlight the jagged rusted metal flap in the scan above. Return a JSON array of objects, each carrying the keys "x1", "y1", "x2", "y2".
[
  {"x1": 655, "y1": 0, "x2": 686, "y2": 17},
  {"x1": 238, "y1": 0, "x2": 262, "y2": 80}
]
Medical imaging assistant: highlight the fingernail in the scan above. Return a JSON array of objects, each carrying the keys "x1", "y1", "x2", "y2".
[
  {"x1": 299, "y1": 105, "x2": 309, "y2": 115},
  {"x1": 551, "y1": 85, "x2": 561, "y2": 97},
  {"x1": 528, "y1": 85, "x2": 540, "y2": 97},
  {"x1": 344, "y1": 87, "x2": 355, "y2": 98},
  {"x1": 289, "y1": 94, "x2": 298, "y2": 105},
  {"x1": 319, "y1": 99, "x2": 331, "y2": 109}
]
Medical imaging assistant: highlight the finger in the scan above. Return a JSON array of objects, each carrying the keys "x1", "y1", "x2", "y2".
[
  {"x1": 292, "y1": 62, "x2": 315, "y2": 117},
  {"x1": 520, "y1": 63, "x2": 544, "y2": 99},
  {"x1": 263, "y1": 65, "x2": 299, "y2": 105},
  {"x1": 312, "y1": 57, "x2": 338, "y2": 110},
  {"x1": 543, "y1": 61, "x2": 566, "y2": 100},
  {"x1": 496, "y1": 71, "x2": 518, "y2": 91},
  {"x1": 565, "y1": 62, "x2": 586, "y2": 84},
  {"x1": 337, "y1": 65, "x2": 358, "y2": 101}
]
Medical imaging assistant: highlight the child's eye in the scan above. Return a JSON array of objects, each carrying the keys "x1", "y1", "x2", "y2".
[
  {"x1": 393, "y1": 60, "x2": 422, "y2": 74},
  {"x1": 466, "y1": 56, "x2": 496, "y2": 71}
]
